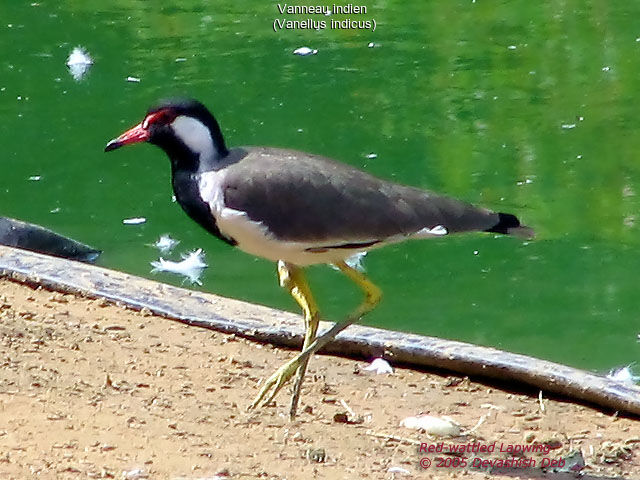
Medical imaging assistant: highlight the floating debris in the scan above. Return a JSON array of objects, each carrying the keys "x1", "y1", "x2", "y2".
[
  {"x1": 126, "y1": 76, "x2": 141, "y2": 83},
  {"x1": 293, "y1": 46, "x2": 318, "y2": 56},
  {"x1": 151, "y1": 234, "x2": 179, "y2": 253},
  {"x1": 122, "y1": 217, "x2": 146, "y2": 225},
  {"x1": 151, "y1": 248, "x2": 207, "y2": 285},
  {"x1": 363, "y1": 358, "x2": 393, "y2": 375},
  {"x1": 607, "y1": 365, "x2": 639, "y2": 386},
  {"x1": 0, "y1": 216, "x2": 100, "y2": 263},
  {"x1": 66, "y1": 46, "x2": 93, "y2": 81},
  {"x1": 400, "y1": 415, "x2": 461, "y2": 437}
]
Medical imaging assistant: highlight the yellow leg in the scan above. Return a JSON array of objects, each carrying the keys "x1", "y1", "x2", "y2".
[
  {"x1": 250, "y1": 261, "x2": 320, "y2": 415},
  {"x1": 334, "y1": 261, "x2": 382, "y2": 321},
  {"x1": 249, "y1": 261, "x2": 382, "y2": 415}
]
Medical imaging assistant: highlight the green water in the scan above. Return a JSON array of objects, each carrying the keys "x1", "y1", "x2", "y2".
[{"x1": 1, "y1": 1, "x2": 638, "y2": 373}]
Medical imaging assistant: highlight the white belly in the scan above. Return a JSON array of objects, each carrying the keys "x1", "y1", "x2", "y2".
[{"x1": 217, "y1": 207, "x2": 364, "y2": 265}]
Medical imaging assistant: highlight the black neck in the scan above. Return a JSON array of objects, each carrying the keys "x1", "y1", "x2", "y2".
[
  {"x1": 170, "y1": 167, "x2": 237, "y2": 247},
  {"x1": 155, "y1": 136, "x2": 202, "y2": 174},
  {"x1": 166, "y1": 146, "x2": 248, "y2": 248}
]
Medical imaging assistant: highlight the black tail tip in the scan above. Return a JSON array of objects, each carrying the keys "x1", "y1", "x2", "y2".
[{"x1": 486, "y1": 212, "x2": 534, "y2": 239}]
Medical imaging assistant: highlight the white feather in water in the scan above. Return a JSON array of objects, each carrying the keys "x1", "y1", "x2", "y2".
[
  {"x1": 293, "y1": 46, "x2": 318, "y2": 56},
  {"x1": 345, "y1": 251, "x2": 367, "y2": 271},
  {"x1": 152, "y1": 234, "x2": 179, "y2": 253},
  {"x1": 66, "y1": 46, "x2": 93, "y2": 81},
  {"x1": 331, "y1": 251, "x2": 367, "y2": 273},
  {"x1": 122, "y1": 217, "x2": 146, "y2": 225},
  {"x1": 607, "y1": 365, "x2": 639, "y2": 386},
  {"x1": 151, "y1": 249, "x2": 207, "y2": 285}
]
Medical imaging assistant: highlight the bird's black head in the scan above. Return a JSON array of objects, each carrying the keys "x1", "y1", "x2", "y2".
[{"x1": 105, "y1": 99, "x2": 229, "y2": 171}]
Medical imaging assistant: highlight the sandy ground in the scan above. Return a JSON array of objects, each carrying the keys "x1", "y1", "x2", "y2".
[{"x1": 0, "y1": 277, "x2": 638, "y2": 480}]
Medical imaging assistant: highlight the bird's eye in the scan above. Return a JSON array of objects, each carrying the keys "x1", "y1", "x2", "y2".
[{"x1": 142, "y1": 109, "x2": 176, "y2": 129}]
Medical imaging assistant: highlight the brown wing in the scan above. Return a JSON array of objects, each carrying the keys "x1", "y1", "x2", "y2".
[{"x1": 221, "y1": 146, "x2": 503, "y2": 244}]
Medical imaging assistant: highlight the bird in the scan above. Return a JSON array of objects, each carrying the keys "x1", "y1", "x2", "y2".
[{"x1": 105, "y1": 99, "x2": 533, "y2": 418}]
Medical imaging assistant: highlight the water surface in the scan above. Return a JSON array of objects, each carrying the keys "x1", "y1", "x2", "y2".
[{"x1": 1, "y1": 0, "x2": 639, "y2": 372}]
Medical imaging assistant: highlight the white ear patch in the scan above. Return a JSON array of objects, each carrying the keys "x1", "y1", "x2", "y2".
[{"x1": 171, "y1": 115, "x2": 215, "y2": 160}]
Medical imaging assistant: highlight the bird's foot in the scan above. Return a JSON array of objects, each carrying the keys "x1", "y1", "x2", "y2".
[{"x1": 249, "y1": 355, "x2": 301, "y2": 410}]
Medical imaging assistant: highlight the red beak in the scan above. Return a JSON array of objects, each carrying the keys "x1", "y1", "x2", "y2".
[{"x1": 104, "y1": 122, "x2": 150, "y2": 152}]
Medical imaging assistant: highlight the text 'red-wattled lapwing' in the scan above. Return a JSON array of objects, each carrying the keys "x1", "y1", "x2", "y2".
[{"x1": 105, "y1": 99, "x2": 533, "y2": 418}]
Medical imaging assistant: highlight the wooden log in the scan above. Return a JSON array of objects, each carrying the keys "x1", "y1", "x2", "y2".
[{"x1": 0, "y1": 245, "x2": 638, "y2": 416}]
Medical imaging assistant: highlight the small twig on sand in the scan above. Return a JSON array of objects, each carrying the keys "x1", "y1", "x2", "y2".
[
  {"x1": 462, "y1": 414, "x2": 487, "y2": 435},
  {"x1": 538, "y1": 390, "x2": 546, "y2": 413},
  {"x1": 365, "y1": 430, "x2": 423, "y2": 446},
  {"x1": 339, "y1": 399, "x2": 356, "y2": 418}
]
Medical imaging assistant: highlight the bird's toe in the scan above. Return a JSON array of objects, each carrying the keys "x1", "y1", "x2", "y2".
[{"x1": 249, "y1": 357, "x2": 301, "y2": 410}]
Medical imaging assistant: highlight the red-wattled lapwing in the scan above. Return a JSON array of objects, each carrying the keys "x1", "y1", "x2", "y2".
[{"x1": 105, "y1": 99, "x2": 533, "y2": 418}]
